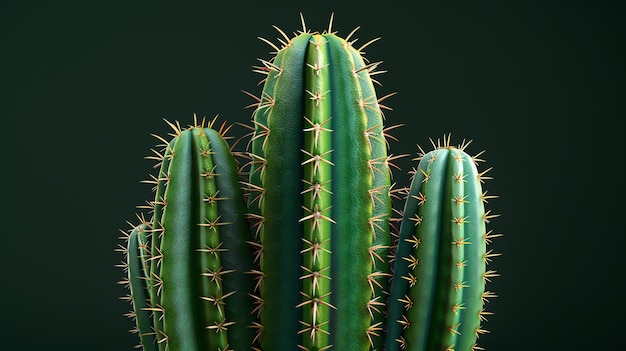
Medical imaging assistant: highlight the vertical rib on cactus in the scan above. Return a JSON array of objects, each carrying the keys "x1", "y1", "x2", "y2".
[
  {"x1": 124, "y1": 118, "x2": 256, "y2": 351},
  {"x1": 385, "y1": 137, "x2": 498, "y2": 351},
  {"x1": 246, "y1": 20, "x2": 393, "y2": 351}
]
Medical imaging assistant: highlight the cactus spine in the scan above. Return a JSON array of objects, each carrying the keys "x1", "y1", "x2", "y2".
[
  {"x1": 385, "y1": 137, "x2": 498, "y2": 351},
  {"x1": 120, "y1": 118, "x2": 256, "y2": 351},
  {"x1": 244, "y1": 20, "x2": 397, "y2": 351}
]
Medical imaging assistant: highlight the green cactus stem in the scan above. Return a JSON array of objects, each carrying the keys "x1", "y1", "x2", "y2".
[
  {"x1": 121, "y1": 117, "x2": 256, "y2": 351},
  {"x1": 122, "y1": 220, "x2": 158, "y2": 351},
  {"x1": 386, "y1": 136, "x2": 500, "y2": 351},
  {"x1": 244, "y1": 17, "x2": 402, "y2": 351}
]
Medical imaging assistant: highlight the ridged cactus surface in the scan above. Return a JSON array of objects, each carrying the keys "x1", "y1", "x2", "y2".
[
  {"x1": 119, "y1": 17, "x2": 501, "y2": 351},
  {"x1": 120, "y1": 118, "x2": 256, "y2": 351},
  {"x1": 386, "y1": 137, "x2": 499, "y2": 351},
  {"x1": 244, "y1": 22, "x2": 398, "y2": 351}
]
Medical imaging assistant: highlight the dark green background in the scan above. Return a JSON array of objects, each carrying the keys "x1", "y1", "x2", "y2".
[{"x1": 2, "y1": 0, "x2": 623, "y2": 349}]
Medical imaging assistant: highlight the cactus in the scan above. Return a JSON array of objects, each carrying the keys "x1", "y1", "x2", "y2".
[
  {"x1": 119, "y1": 117, "x2": 256, "y2": 351},
  {"x1": 119, "y1": 16, "x2": 500, "y2": 351},
  {"x1": 242, "y1": 17, "x2": 405, "y2": 351},
  {"x1": 385, "y1": 136, "x2": 499, "y2": 351}
]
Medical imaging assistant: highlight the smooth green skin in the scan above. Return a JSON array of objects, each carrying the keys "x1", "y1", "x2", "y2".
[
  {"x1": 386, "y1": 148, "x2": 487, "y2": 351},
  {"x1": 248, "y1": 32, "x2": 391, "y2": 351},
  {"x1": 131, "y1": 126, "x2": 255, "y2": 351}
]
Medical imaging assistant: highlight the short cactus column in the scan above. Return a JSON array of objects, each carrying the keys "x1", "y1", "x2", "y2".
[
  {"x1": 386, "y1": 137, "x2": 500, "y2": 351},
  {"x1": 120, "y1": 118, "x2": 256, "y2": 351}
]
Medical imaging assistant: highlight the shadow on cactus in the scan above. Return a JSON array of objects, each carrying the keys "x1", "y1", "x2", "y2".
[{"x1": 118, "y1": 15, "x2": 500, "y2": 351}]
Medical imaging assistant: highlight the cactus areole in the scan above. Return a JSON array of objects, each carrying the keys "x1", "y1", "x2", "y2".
[{"x1": 120, "y1": 18, "x2": 499, "y2": 351}]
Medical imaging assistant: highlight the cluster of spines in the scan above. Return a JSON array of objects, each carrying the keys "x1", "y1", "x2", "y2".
[
  {"x1": 118, "y1": 116, "x2": 255, "y2": 351},
  {"x1": 386, "y1": 135, "x2": 500, "y2": 351},
  {"x1": 241, "y1": 15, "x2": 405, "y2": 351}
]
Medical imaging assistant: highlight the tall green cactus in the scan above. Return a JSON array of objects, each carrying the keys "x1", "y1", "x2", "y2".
[
  {"x1": 243, "y1": 20, "x2": 400, "y2": 351},
  {"x1": 385, "y1": 136, "x2": 499, "y2": 351},
  {"x1": 120, "y1": 117, "x2": 256, "y2": 351}
]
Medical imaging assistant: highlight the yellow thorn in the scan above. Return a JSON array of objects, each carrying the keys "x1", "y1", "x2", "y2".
[
  {"x1": 300, "y1": 12, "x2": 307, "y2": 33},
  {"x1": 301, "y1": 179, "x2": 333, "y2": 204},
  {"x1": 482, "y1": 210, "x2": 500, "y2": 223},
  {"x1": 449, "y1": 323, "x2": 461, "y2": 335},
  {"x1": 367, "y1": 271, "x2": 391, "y2": 295},
  {"x1": 357, "y1": 37, "x2": 381, "y2": 53},
  {"x1": 163, "y1": 118, "x2": 182, "y2": 137},
  {"x1": 483, "y1": 270, "x2": 500, "y2": 282},
  {"x1": 397, "y1": 314, "x2": 411, "y2": 329},
  {"x1": 299, "y1": 266, "x2": 331, "y2": 295},
  {"x1": 484, "y1": 229, "x2": 504, "y2": 245},
  {"x1": 368, "y1": 245, "x2": 389, "y2": 267},
  {"x1": 402, "y1": 254, "x2": 419, "y2": 270},
  {"x1": 249, "y1": 321, "x2": 264, "y2": 344},
  {"x1": 298, "y1": 320, "x2": 330, "y2": 341},
  {"x1": 398, "y1": 295, "x2": 413, "y2": 310},
  {"x1": 299, "y1": 204, "x2": 335, "y2": 236},
  {"x1": 481, "y1": 291, "x2": 498, "y2": 303},
  {"x1": 273, "y1": 25, "x2": 291, "y2": 46},
  {"x1": 405, "y1": 235, "x2": 421, "y2": 249},
  {"x1": 301, "y1": 149, "x2": 335, "y2": 176},
  {"x1": 401, "y1": 273, "x2": 418, "y2": 287},
  {"x1": 249, "y1": 293, "x2": 265, "y2": 317},
  {"x1": 365, "y1": 322, "x2": 384, "y2": 347},
  {"x1": 301, "y1": 237, "x2": 332, "y2": 264},
  {"x1": 454, "y1": 281, "x2": 469, "y2": 291},
  {"x1": 452, "y1": 302, "x2": 466, "y2": 314},
  {"x1": 257, "y1": 36, "x2": 280, "y2": 52},
  {"x1": 247, "y1": 270, "x2": 265, "y2": 292},
  {"x1": 479, "y1": 309, "x2": 494, "y2": 322},
  {"x1": 327, "y1": 13, "x2": 334, "y2": 34},
  {"x1": 412, "y1": 192, "x2": 427, "y2": 205},
  {"x1": 477, "y1": 167, "x2": 494, "y2": 183},
  {"x1": 452, "y1": 215, "x2": 469, "y2": 227},
  {"x1": 345, "y1": 26, "x2": 360, "y2": 44},
  {"x1": 481, "y1": 190, "x2": 499, "y2": 203},
  {"x1": 396, "y1": 336, "x2": 408, "y2": 350},
  {"x1": 475, "y1": 325, "x2": 490, "y2": 336},
  {"x1": 303, "y1": 116, "x2": 332, "y2": 148},
  {"x1": 366, "y1": 296, "x2": 385, "y2": 319},
  {"x1": 206, "y1": 319, "x2": 236, "y2": 333},
  {"x1": 459, "y1": 138, "x2": 473, "y2": 151},
  {"x1": 484, "y1": 249, "x2": 502, "y2": 264},
  {"x1": 453, "y1": 237, "x2": 471, "y2": 248}
]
